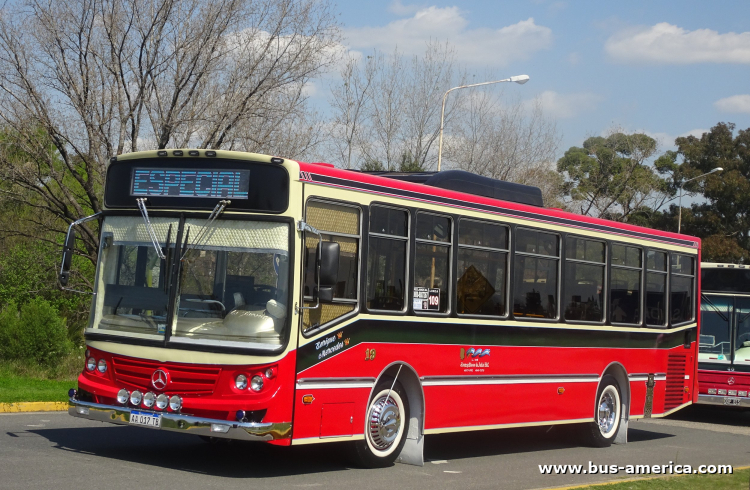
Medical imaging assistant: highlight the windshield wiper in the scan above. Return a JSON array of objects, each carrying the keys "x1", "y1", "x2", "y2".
[
  {"x1": 136, "y1": 198, "x2": 166, "y2": 259},
  {"x1": 180, "y1": 200, "x2": 230, "y2": 260}
]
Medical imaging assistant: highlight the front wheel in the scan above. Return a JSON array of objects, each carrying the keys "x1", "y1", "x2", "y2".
[
  {"x1": 352, "y1": 379, "x2": 410, "y2": 468},
  {"x1": 585, "y1": 375, "x2": 622, "y2": 447}
]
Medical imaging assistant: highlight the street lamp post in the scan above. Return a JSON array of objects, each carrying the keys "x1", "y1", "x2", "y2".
[
  {"x1": 677, "y1": 167, "x2": 723, "y2": 234},
  {"x1": 437, "y1": 74, "x2": 530, "y2": 172}
]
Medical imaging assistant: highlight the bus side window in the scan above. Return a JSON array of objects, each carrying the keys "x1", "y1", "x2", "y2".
[
  {"x1": 563, "y1": 236, "x2": 605, "y2": 323},
  {"x1": 670, "y1": 254, "x2": 695, "y2": 325},
  {"x1": 513, "y1": 228, "x2": 560, "y2": 319},
  {"x1": 457, "y1": 219, "x2": 509, "y2": 317},
  {"x1": 302, "y1": 200, "x2": 360, "y2": 331},
  {"x1": 367, "y1": 206, "x2": 408, "y2": 312},
  {"x1": 646, "y1": 250, "x2": 668, "y2": 327},
  {"x1": 413, "y1": 212, "x2": 452, "y2": 314},
  {"x1": 610, "y1": 244, "x2": 642, "y2": 325}
]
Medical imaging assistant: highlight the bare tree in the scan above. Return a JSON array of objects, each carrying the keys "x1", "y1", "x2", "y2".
[
  {"x1": 444, "y1": 92, "x2": 560, "y2": 202},
  {"x1": 0, "y1": 0, "x2": 341, "y2": 265},
  {"x1": 326, "y1": 55, "x2": 376, "y2": 169},
  {"x1": 326, "y1": 42, "x2": 465, "y2": 171}
]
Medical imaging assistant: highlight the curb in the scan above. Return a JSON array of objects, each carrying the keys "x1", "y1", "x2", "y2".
[
  {"x1": 541, "y1": 465, "x2": 750, "y2": 490},
  {"x1": 0, "y1": 402, "x2": 68, "y2": 413}
]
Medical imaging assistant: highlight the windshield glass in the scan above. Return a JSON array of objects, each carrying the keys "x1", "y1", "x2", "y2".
[
  {"x1": 735, "y1": 297, "x2": 750, "y2": 364},
  {"x1": 89, "y1": 216, "x2": 177, "y2": 339},
  {"x1": 171, "y1": 219, "x2": 290, "y2": 347},
  {"x1": 699, "y1": 294, "x2": 732, "y2": 362},
  {"x1": 89, "y1": 216, "x2": 291, "y2": 348}
]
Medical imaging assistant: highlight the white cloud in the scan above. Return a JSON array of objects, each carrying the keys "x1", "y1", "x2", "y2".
[
  {"x1": 605, "y1": 22, "x2": 750, "y2": 64},
  {"x1": 534, "y1": 91, "x2": 602, "y2": 119},
  {"x1": 680, "y1": 128, "x2": 709, "y2": 138},
  {"x1": 388, "y1": 0, "x2": 423, "y2": 16},
  {"x1": 343, "y1": 8, "x2": 552, "y2": 65},
  {"x1": 714, "y1": 94, "x2": 750, "y2": 114}
]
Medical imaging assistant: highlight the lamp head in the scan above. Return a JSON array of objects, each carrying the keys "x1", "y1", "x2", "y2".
[
  {"x1": 509, "y1": 74, "x2": 530, "y2": 85},
  {"x1": 711, "y1": 167, "x2": 723, "y2": 173}
]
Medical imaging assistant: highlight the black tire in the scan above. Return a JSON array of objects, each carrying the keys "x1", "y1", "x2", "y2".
[
  {"x1": 585, "y1": 375, "x2": 622, "y2": 447},
  {"x1": 351, "y1": 378, "x2": 410, "y2": 468}
]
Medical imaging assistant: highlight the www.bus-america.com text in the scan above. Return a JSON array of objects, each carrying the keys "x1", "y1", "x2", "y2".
[{"x1": 539, "y1": 462, "x2": 732, "y2": 475}]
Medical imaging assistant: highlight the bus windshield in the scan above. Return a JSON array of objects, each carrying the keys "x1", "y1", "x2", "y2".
[
  {"x1": 89, "y1": 216, "x2": 290, "y2": 348},
  {"x1": 699, "y1": 295, "x2": 732, "y2": 360}
]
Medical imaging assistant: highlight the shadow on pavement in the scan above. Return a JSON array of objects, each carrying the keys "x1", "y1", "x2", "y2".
[
  {"x1": 668, "y1": 404, "x2": 750, "y2": 427},
  {"x1": 28, "y1": 421, "x2": 676, "y2": 477}
]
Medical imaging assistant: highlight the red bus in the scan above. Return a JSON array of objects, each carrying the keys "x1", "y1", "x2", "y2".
[
  {"x1": 62, "y1": 150, "x2": 700, "y2": 467},
  {"x1": 697, "y1": 263, "x2": 750, "y2": 407}
]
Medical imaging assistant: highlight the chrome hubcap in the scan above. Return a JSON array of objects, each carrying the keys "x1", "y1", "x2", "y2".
[
  {"x1": 368, "y1": 395, "x2": 401, "y2": 450},
  {"x1": 598, "y1": 391, "x2": 616, "y2": 434}
]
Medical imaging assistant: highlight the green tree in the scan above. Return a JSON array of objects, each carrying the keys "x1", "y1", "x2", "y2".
[
  {"x1": 674, "y1": 122, "x2": 750, "y2": 262},
  {"x1": 557, "y1": 132, "x2": 672, "y2": 223}
]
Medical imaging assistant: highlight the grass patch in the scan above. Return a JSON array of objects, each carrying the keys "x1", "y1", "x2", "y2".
[
  {"x1": 575, "y1": 467, "x2": 749, "y2": 490},
  {"x1": 0, "y1": 351, "x2": 83, "y2": 403}
]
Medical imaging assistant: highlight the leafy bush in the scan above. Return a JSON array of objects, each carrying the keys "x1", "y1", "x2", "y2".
[
  {"x1": 0, "y1": 298, "x2": 72, "y2": 367},
  {"x1": 0, "y1": 241, "x2": 92, "y2": 344}
]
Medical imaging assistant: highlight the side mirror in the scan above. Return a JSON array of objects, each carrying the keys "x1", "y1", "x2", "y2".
[
  {"x1": 59, "y1": 227, "x2": 77, "y2": 286},
  {"x1": 58, "y1": 212, "x2": 100, "y2": 291},
  {"x1": 316, "y1": 241, "x2": 340, "y2": 303}
]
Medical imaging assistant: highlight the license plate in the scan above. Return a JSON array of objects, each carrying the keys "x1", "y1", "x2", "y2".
[
  {"x1": 130, "y1": 410, "x2": 162, "y2": 428},
  {"x1": 723, "y1": 397, "x2": 741, "y2": 406}
]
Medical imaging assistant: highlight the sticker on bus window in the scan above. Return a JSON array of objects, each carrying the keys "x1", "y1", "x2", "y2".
[{"x1": 413, "y1": 287, "x2": 440, "y2": 311}]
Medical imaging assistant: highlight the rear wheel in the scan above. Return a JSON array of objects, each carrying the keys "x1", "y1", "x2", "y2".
[
  {"x1": 585, "y1": 375, "x2": 622, "y2": 447},
  {"x1": 352, "y1": 379, "x2": 409, "y2": 468}
]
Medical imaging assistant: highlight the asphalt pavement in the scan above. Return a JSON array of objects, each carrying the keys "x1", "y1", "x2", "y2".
[{"x1": 1, "y1": 406, "x2": 748, "y2": 490}]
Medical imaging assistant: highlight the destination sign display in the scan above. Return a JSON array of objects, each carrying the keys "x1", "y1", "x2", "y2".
[{"x1": 131, "y1": 168, "x2": 251, "y2": 199}]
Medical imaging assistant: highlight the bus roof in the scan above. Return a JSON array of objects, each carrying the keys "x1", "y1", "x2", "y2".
[{"x1": 298, "y1": 161, "x2": 700, "y2": 250}]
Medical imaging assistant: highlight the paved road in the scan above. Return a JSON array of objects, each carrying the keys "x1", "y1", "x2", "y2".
[{"x1": 1, "y1": 406, "x2": 749, "y2": 490}]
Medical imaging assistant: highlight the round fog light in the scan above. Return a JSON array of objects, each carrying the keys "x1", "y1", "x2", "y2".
[
  {"x1": 169, "y1": 395, "x2": 182, "y2": 412},
  {"x1": 250, "y1": 375, "x2": 264, "y2": 392},
  {"x1": 117, "y1": 389, "x2": 129, "y2": 405},
  {"x1": 235, "y1": 374, "x2": 248, "y2": 390},
  {"x1": 86, "y1": 357, "x2": 96, "y2": 371},
  {"x1": 130, "y1": 390, "x2": 143, "y2": 406},
  {"x1": 265, "y1": 368, "x2": 275, "y2": 379},
  {"x1": 143, "y1": 391, "x2": 156, "y2": 408},
  {"x1": 97, "y1": 359, "x2": 107, "y2": 373},
  {"x1": 156, "y1": 393, "x2": 169, "y2": 410}
]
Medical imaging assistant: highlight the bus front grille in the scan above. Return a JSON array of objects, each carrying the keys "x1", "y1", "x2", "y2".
[{"x1": 112, "y1": 357, "x2": 220, "y2": 394}]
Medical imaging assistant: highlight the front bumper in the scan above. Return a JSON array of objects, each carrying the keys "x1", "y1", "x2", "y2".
[
  {"x1": 696, "y1": 394, "x2": 750, "y2": 408},
  {"x1": 68, "y1": 398, "x2": 291, "y2": 441}
]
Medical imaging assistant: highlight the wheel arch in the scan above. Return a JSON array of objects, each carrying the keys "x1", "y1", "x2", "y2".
[
  {"x1": 598, "y1": 361, "x2": 630, "y2": 444},
  {"x1": 373, "y1": 362, "x2": 425, "y2": 466}
]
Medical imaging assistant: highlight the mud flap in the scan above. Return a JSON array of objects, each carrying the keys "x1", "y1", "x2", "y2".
[{"x1": 396, "y1": 416, "x2": 424, "y2": 466}]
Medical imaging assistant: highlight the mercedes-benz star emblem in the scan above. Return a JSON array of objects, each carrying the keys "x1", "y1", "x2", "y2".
[
  {"x1": 728, "y1": 377, "x2": 735, "y2": 385},
  {"x1": 152, "y1": 369, "x2": 169, "y2": 390}
]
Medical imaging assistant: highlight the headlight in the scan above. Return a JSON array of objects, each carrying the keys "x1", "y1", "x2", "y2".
[
  {"x1": 86, "y1": 357, "x2": 96, "y2": 371},
  {"x1": 143, "y1": 392, "x2": 156, "y2": 408},
  {"x1": 169, "y1": 395, "x2": 182, "y2": 412},
  {"x1": 130, "y1": 390, "x2": 143, "y2": 406},
  {"x1": 117, "y1": 389, "x2": 129, "y2": 405},
  {"x1": 97, "y1": 359, "x2": 107, "y2": 373},
  {"x1": 235, "y1": 374, "x2": 248, "y2": 390},
  {"x1": 156, "y1": 393, "x2": 169, "y2": 410},
  {"x1": 265, "y1": 368, "x2": 275, "y2": 379},
  {"x1": 250, "y1": 375, "x2": 263, "y2": 392}
]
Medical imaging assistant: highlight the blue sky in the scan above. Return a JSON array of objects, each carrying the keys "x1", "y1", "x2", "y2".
[{"x1": 321, "y1": 0, "x2": 750, "y2": 156}]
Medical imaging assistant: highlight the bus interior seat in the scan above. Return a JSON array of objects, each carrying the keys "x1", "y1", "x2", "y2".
[{"x1": 224, "y1": 275, "x2": 255, "y2": 310}]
